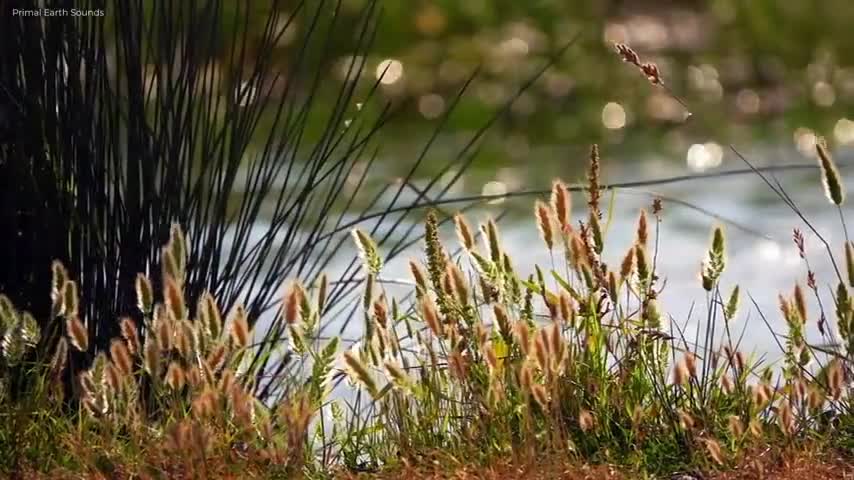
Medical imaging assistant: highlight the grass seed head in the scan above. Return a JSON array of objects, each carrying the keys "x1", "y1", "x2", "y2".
[
  {"x1": 420, "y1": 295, "x2": 443, "y2": 338},
  {"x1": 727, "y1": 415, "x2": 744, "y2": 437},
  {"x1": 50, "y1": 261, "x2": 68, "y2": 315},
  {"x1": 535, "y1": 200, "x2": 555, "y2": 250},
  {"x1": 352, "y1": 228, "x2": 383, "y2": 275},
  {"x1": 61, "y1": 280, "x2": 79, "y2": 318},
  {"x1": 229, "y1": 304, "x2": 250, "y2": 349},
  {"x1": 532, "y1": 384, "x2": 550, "y2": 411},
  {"x1": 119, "y1": 317, "x2": 141, "y2": 356},
  {"x1": 343, "y1": 350, "x2": 378, "y2": 398},
  {"x1": 636, "y1": 209, "x2": 648, "y2": 246},
  {"x1": 135, "y1": 274, "x2": 153, "y2": 315},
  {"x1": 164, "y1": 276, "x2": 187, "y2": 321},
  {"x1": 551, "y1": 180, "x2": 572, "y2": 232},
  {"x1": 143, "y1": 336, "x2": 161, "y2": 378},
  {"x1": 454, "y1": 213, "x2": 475, "y2": 251},
  {"x1": 66, "y1": 314, "x2": 88, "y2": 352},
  {"x1": 283, "y1": 281, "x2": 304, "y2": 326},
  {"x1": 50, "y1": 337, "x2": 69, "y2": 379},
  {"x1": 110, "y1": 339, "x2": 133, "y2": 378},
  {"x1": 815, "y1": 136, "x2": 845, "y2": 205},
  {"x1": 703, "y1": 438, "x2": 725, "y2": 465},
  {"x1": 579, "y1": 409, "x2": 595, "y2": 432}
]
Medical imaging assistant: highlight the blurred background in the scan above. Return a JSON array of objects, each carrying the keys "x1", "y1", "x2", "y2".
[{"x1": 165, "y1": 0, "x2": 854, "y2": 351}]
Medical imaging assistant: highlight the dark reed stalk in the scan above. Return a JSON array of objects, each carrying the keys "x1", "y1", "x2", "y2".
[{"x1": 0, "y1": 0, "x2": 493, "y2": 400}]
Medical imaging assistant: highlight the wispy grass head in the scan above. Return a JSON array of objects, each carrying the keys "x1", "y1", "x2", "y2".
[{"x1": 815, "y1": 136, "x2": 845, "y2": 205}]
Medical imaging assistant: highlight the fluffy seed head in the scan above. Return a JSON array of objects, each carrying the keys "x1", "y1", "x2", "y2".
[
  {"x1": 678, "y1": 410, "x2": 695, "y2": 430},
  {"x1": 816, "y1": 136, "x2": 845, "y2": 205},
  {"x1": 454, "y1": 213, "x2": 475, "y2": 251},
  {"x1": 636, "y1": 209, "x2": 648, "y2": 246},
  {"x1": 198, "y1": 292, "x2": 222, "y2": 339},
  {"x1": 535, "y1": 201, "x2": 555, "y2": 250},
  {"x1": 343, "y1": 350, "x2": 378, "y2": 398},
  {"x1": 579, "y1": 410, "x2": 595, "y2": 432},
  {"x1": 206, "y1": 343, "x2": 229, "y2": 373},
  {"x1": 135, "y1": 274, "x2": 153, "y2": 315},
  {"x1": 620, "y1": 246, "x2": 635, "y2": 281},
  {"x1": 777, "y1": 401, "x2": 795, "y2": 435},
  {"x1": 420, "y1": 296, "x2": 442, "y2": 337},
  {"x1": 119, "y1": 317, "x2": 141, "y2": 356},
  {"x1": 703, "y1": 438, "x2": 725, "y2": 465},
  {"x1": 229, "y1": 304, "x2": 250, "y2": 349},
  {"x1": 283, "y1": 281, "x2": 303, "y2": 325},
  {"x1": 110, "y1": 339, "x2": 133, "y2": 377},
  {"x1": 164, "y1": 276, "x2": 187, "y2": 321},
  {"x1": 61, "y1": 281, "x2": 79, "y2": 318},
  {"x1": 66, "y1": 315, "x2": 88, "y2": 352},
  {"x1": 50, "y1": 261, "x2": 68, "y2": 315},
  {"x1": 50, "y1": 337, "x2": 69, "y2": 378},
  {"x1": 531, "y1": 384, "x2": 550, "y2": 411},
  {"x1": 446, "y1": 263, "x2": 469, "y2": 305},
  {"x1": 846, "y1": 242, "x2": 854, "y2": 288},
  {"x1": 155, "y1": 316, "x2": 173, "y2": 352},
  {"x1": 728, "y1": 415, "x2": 744, "y2": 437},
  {"x1": 551, "y1": 180, "x2": 571, "y2": 231},
  {"x1": 793, "y1": 284, "x2": 807, "y2": 322},
  {"x1": 143, "y1": 336, "x2": 161, "y2": 377}
]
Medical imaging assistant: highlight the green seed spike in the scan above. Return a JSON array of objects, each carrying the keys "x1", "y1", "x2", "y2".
[{"x1": 816, "y1": 137, "x2": 845, "y2": 206}]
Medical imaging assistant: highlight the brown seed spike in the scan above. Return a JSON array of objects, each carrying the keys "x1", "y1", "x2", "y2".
[
  {"x1": 110, "y1": 339, "x2": 133, "y2": 377},
  {"x1": 164, "y1": 276, "x2": 186, "y2": 321},
  {"x1": 815, "y1": 136, "x2": 845, "y2": 206},
  {"x1": 66, "y1": 315, "x2": 88, "y2": 352},
  {"x1": 614, "y1": 43, "x2": 641, "y2": 66},
  {"x1": 587, "y1": 144, "x2": 602, "y2": 218},
  {"x1": 229, "y1": 304, "x2": 250, "y2": 349},
  {"x1": 119, "y1": 317, "x2": 141, "y2": 356},
  {"x1": 551, "y1": 180, "x2": 571, "y2": 232},
  {"x1": 641, "y1": 62, "x2": 663, "y2": 85},
  {"x1": 793, "y1": 284, "x2": 807, "y2": 323},
  {"x1": 535, "y1": 201, "x2": 555, "y2": 250},
  {"x1": 283, "y1": 281, "x2": 303, "y2": 325},
  {"x1": 453, "y1": 213, "x2": 475, "y2": 251},
  {"x1": 636, "y1": 209, "x2": 648, "y2": 247}
]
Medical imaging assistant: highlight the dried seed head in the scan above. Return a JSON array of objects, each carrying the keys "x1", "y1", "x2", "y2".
[
  {"x1": 578, "y1": 409, "x2": 595, "y2": 432},
  {"x1": 520, "y1": 361, "x2": 534, "y2": 391},
  {"x1": 777, "y1": 401, "x2": 795, "y2": 435},
  {"x1": 684, "y1": 352, "x2": 698, "y2": 379},
  {"x1": 635, "y1": 244, "x2": 649, "y2": 282},
  {"x1": 751, "y1": 384, "x2": 770, "y2": 407},
  {"x1": 728, "y1": 415, "x2": 744, "y2": 437},
  {"x1": 636, "y1": 209, "x2": 648, "y2": 247},
  {"x1": 50, "y1": 261, "x2": 68, "y2": 316},
  {"x1": 104, "y1": 362, "x2": 122, "y2": 394},
  {"x1": 229, "y1": 304, "x2": 250, "y2": 349},
  {"x1": 143, "y1": 336, "x2": 161, "y2": 378},
  {"x1": 217, "y1": 368, "x2": 236, "y2": 395},
  {"x1": 192, "y1": 388, "x2": 218, "y2": 419},
  {"x1": 734, "y1": 351, "x2": 746, "y2": 372},
  {"x1": 198, "y1": 292, "x2": 222, "y2": 339},
  {"x1": 535, "y1": 200, "x2": 555, "y2": 250},
  {"x1": 620, "y1": 246, "x2": 635, "y2": 281},
  {"x1": 155, "y1": 315, "x2": 173, "y2": 352},
  {"x1": 61, "y1": 281, "x2": 79, "y2": 318},
  {"x1": 493, "y1": 304, "x2": 512, "y2": 340},
  {"x1": 748, "y1": 419, "x2": 763, "y2": 438},
  {"x1": 166, "y1": 362, "x2": 186, "y2": 390},
  {"x1": 119, "y1": 317, "x2": 140, "y2": 356},
  {"x1": 176, "y1": 319, "x2": 195, "y2": 360},
  {"x1": 793, "y1": 284, "x2": 807, "y2": 323},
  {"x1": 514, "y1": 321, "x2": 531, "y2": 356},
  {"x1": 449, "y1": 349, "x2": 468, "y2": 381},
  {"x1": 50, "y1": 337, "x2": 68, "y2": 378},
  {"x1": 135, "y1": 274, "x2": 153, "y2": 315},
  {"x1": 531, "y1": 384, "x2": 550, "y2": 411},
  {"x1": 641, "y1": 62, "x2": 663, "y2": 85},
  {"x1": 558, "y1": 292, "x2": 574, "y2": 326},
  {"x1": 703, "y1": 438, "x2": 725, "y2": 465},
  {"x1": 372, "y1": 295, "x2": 388, "y2": 329},
  {"x1": 446, "y1": 263, "x2": 469, "y2": 305},
  {"x1": 828, "y1": 359, "x2": 844, "y2": 400},
  {"x1": 206, "y1": 343, "x2": 229, "y2": 373},
  {"x1": 816, "y1": 136, "x2": 845, "y2": 206},
  {"x1": 420, "y1": 295, "x2": 443, "y2": 337},
  {"x1": 808, "y1": 387, "x2": 825, "y2": 410},
  {"x1": 551, "y1": 180, "x2": 572, "y2": 232},
  {"x1": 283, "y1": 281, "x2": 303, "y2": 325},
  {"x1": 408, "y1": 260, "x2": 428, "y2": 294},
  {"x1": 454, "y1": 213, "x2": 475, "y2": 251},
  {"x1": 484, "y1": 219, "x2": 502, "y2": 263},
  {"x1": 164, "y1": 276, "x2": 187, "y2": 321},
  {"x1": 342, "y1": 350, "x2": 378, "y2": 398},
  {"x1": 110, "y1": 339, "x2": 133, "y2": 377},
  {"x1": 673, "y1": 358, "x2": 689, "y2": 386},
  {"x1": 533, "y1": 329, "x2": 549, "y2": 373},
  {"x1": 383, "y1": 359, "x2": 411, "y2": 390},
  {"x1": 66, "y1": 315, "x2": 88, "y2": 352},
  {"x1": 678, "y1": 410, "x2": 695, "y2": 430},
  {"x1": 614, "y1": 43, "x2": 641, "y2": 66}
]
